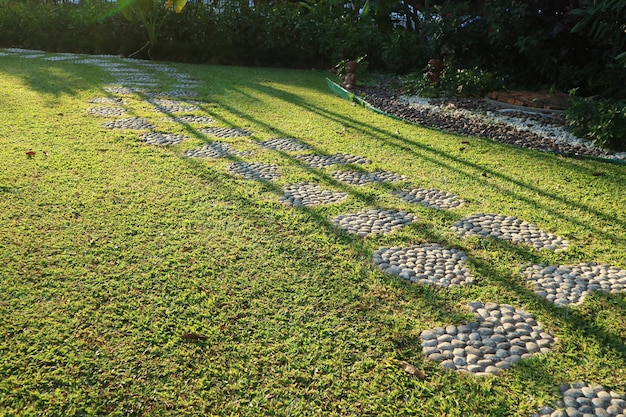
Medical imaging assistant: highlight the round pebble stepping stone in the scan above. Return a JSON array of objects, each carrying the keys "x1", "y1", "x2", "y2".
[
  {"x1": 523, "y1": 262, "x2": 626, "y2": 306},
  {"x1": 395, "y1": 187, "x2": 465, "y2": 209},
  {"x1": 373, "y1": 243, "x2": 475, "y2": 287},
  {"x1": 279, "y1": 182, "x2": 348, "y2": 207},
  {"x1": 103, "y1": 86, "x2": 146, "y2": 95},
  {"x1": 168, "y1": 115, "x2": 214, "y2": 124},
  {"x1": 532, "y1": 382, "x2": 626, "y2": 417},
  {"x1": 420, "y1": 302, "x2": 556, "y2": 376},
  {"x1": 258, "y1": 138, "x2": 311, "y2": 152},
  {"x1": 332, "y1": 170, "x2": 408, "y2": 185},
  {"x1": 229, "y1": 162, "x2": 280, "y2": 181},
  {"x1": 149, "y1": 90, "x2": 199, "y2": 98},
  {"x1": 184, "y1": 142, "x2": 254, "y2": 158},
  {"x1": 148, "y1": 99, "x2": 200, "y2": 113},
  {"x1": 86, "y1": 107, "x2": 127, "y2": 117},
  {"x1": 200, "y1": 127, "x2": 253, "y2": 138},
  {"x1": 89, "y1": 97, "x2": 126, "y2": 105},
  {"x1": 451, "y1": 214, "x2": 569, "y2": 251},
  {"x1": 296, "y1": 153, "x2": 371, "y2": 168},
  {"x1": 102, "y1": 117, "x2": 155, "y2": 130},
  {"x1": 331, "y1": 209, "x2": 416, "y2": 237},
  {"x1": 139, "y1": 132, "x2": 189, "y2": 146}
]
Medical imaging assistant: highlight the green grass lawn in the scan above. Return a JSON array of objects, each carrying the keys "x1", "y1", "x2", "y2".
[{"x1": 1, "y1": 52, "x2": 625, "y2": 416}]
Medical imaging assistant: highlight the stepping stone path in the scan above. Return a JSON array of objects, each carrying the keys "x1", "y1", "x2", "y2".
[
  {"x1": 532, "y1": 382, "x2": 626, "y2": 417},
  {"x1": 332, "y1": 170, "x2": 407, "y2": 185},
  {"x1": 185, "y1": 142, "x2": 254, "y2": 158},
  {"x1": 139, "y1": 132, "x2": 189, "y2": 146},
  {"x1": 523, "y1": 263, "x2": 626, "y2": 306},
  {"x1": 332, "y1": 209, "x2": 416, "y2": 237},
  {"x1": 395, "y1": 187, "x2": 465, "y2": 209},
  {"x1": 452, "y1": 213, "x2": 569, "y2": 251},
  {"x1": 280, "y1": 182, "x2": 348, "y2": 207},
  {"x1": 258, "y1": 138, "x2": 311, "y2": 152},
  {"x1": 102, "y1": 117, "x2": 155, "y2": 130},
  {"x1": 373, "y1": 243, "x2": 475, "y2": 287},
  {"x1": 200, "y1": 127, "x2": 253, "y2": 138},
  {"x1": 296, "y1": 153, "x2": 371, "y2": 167},
  {"x1": 87, "y1": 106, "x2": 127, "y2": 117},
  {"x1": 229, "y1": 162, "x2": 280, "y2": 181},
  {"x1": 420, "y1": 302, "x2": 556, "y2": 376},
  {"x1": 10, "y1": 51, "x2": 616, "y2": 410}
]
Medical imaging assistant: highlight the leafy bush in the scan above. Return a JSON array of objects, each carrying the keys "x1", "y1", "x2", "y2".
[
  {"x1": 566, "y1": 95, "x2": 626, "y2": 152},
  {"x1": 402, "y1": 65, "x2": 505, "y2": 98}
]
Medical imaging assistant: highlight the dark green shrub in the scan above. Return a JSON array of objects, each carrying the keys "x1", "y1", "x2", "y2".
[{"x1": 566, "y1": 95, "x2": 626, "y2": 152}]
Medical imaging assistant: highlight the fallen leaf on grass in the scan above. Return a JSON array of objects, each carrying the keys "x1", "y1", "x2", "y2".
[
  {"x1": 592, "y1": 172, "x2": 605, "y2": 177},
  {"x1": 26, "y1": 151, "x2": 36, "y2": 158},
  {"x1": 459, "y1": 147, "x2": 466, "y2": 151},
  {"x1": 42, "y1": 151, "x2": 49, "y2": 157},
  {"x1": 397, "y1": 360, "x2": 426, "y2": 379},
  {"x1": 181, "y1": 333, "x2": 208, "y2": 342},
  {"x1": 461, "y1": 140, "x2": 470, "y2": 144}
]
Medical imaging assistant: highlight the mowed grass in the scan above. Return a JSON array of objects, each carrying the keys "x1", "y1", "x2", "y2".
[{"x1": 0, "y1": 53, "x2": 625, "y2": 416}]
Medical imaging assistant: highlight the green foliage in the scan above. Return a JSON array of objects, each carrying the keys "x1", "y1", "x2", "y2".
[
  {"x1": 566, "y1": 94, "x2": 626, "y2": 152},
  {"x1": 402, "y1": 65, "x2": 505, "y2": 98}
]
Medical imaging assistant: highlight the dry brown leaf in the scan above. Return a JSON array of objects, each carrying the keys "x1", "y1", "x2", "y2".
[
  {"x1": 397, "y1": 360, "x2": 426, "y2": 379},
  {"x1": 181, "y1": 333, "x2": 208, "y2": 342}
]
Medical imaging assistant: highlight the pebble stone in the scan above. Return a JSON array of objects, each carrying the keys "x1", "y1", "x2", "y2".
[
  {"x1": 184, "y1": 142, "x2": 254, "y2": 158},
  {"x1": 279, "y1": 182, "x2": 348, "y2": 207},
  {"x1": 103, "y1": 86, "x2": 146, "y2": 95},
  {"x1": 102, "y1": 117, "x2": 155, "y2": 130},
  {"x1": 139, "y1": 132, "x2": 189, "y2": 146},
  {"x1": 258, "y1": 138, "x2": 311, "y2": 152},
  {"x1": 421, "y1": 302, "x2": 556, "y2": 376},
  {"x1": 89, "y1": 97, "x2": 125, "y2": 105},
  {"x1": 332, "y1": 170, "x2": 408, "y2": 185},
  {"x1": 296, "y1": 153, "x2": 371, "y2": 168},
  {"x1": 200, "y1": 127, "x2": 254, "y2": 138},
  {"x1": 168, "y1": 115, "x2": 214, "y2": 124},
  {"x1": 451, "y1": 213, "x2": 569, "y2": 251},
  {"x1": 373, "y1": 243, "x2": 475, "y2": 287},
  {"x1": 228, "y1": 162, "x2": 280, "y2": 181},
  {"x1": 86, "y1": 106, "x2": 127, "y2": 117},
  {"x1": 331, "y1": 209, "x2": 416, "y2": 237},
  {"x1": 148, "y1": 99, "x2": 200, "y2": 113},
  {"x1": 395, "y1": 187, "x2": 465, "y2": 209},
  {"x1": 148, "y1": 89, "x2": 199, "y2": 98},
  {"x1": 531, "y1": 382, "x2": 626, "y2": 417},
  {"x1": 523, "y1": 263, "x2": 626, "y2": 306}
]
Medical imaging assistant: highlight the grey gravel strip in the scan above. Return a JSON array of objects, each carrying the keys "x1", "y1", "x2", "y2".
[
  {"x1": 332, "y1": 170, "x2": 408, "y2": 185},
  {"x1": 421, "y1": 302, "x2": 556, "y2": 376},
  {"x1": 373, "y1": 243, "x2": 475, "y2": 287},
  {"x1": 280, "y1": 182, "x2": 348, "y2": 207},
  {"x1": 102, "y1": 117, "x2": 155, "y2": 130},
  {"x1": 201, "y1": 127, "x2": 253, "y2": 138},
  {"x1": 332, "y1": 209, "x2": 416, "y2": 237},
  {"x1": 451, "y1": 213, "x2": 569, "y2": 251},
  {"x1": 395, "y1": 187, "x2": 465, "y2": 209},
  {"x1": 258, "y1": 138, "x2": 311, "y2": 152},
  {"x1": 229, "y1": 162, "x2": 280, "y2": 181},
  {"x1": 296, "y1": 153, "x2": 372, "y2": 168},
  {"x1": 523, "y1": 262, "x2": 626, "y2": 306},
  {"x1": 184, "y1": 142, "x2": 254, "y2": 158},
  {"x1": 532, "y1": 382, "x2": 626, "y2": 417},
  {"x1": 87, "y1": 107, "x2": 127, "y2": 117},
  {"x1": 139, "y1": 132, "x2": 189, "y2": 146}
]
